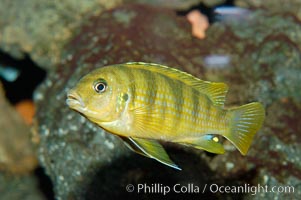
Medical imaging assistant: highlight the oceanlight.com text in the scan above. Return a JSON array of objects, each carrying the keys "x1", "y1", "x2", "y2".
[{"x1": 125, "y1": 183, "x2": 295, "y2": 196}]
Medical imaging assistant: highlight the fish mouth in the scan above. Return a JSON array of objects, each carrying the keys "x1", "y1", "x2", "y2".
[{"x1": 66, "y1": 91, "x2": 85, "y2": 111}]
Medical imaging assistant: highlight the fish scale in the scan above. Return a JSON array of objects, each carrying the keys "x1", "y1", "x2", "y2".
[
  {"x1": 127, "y1": 66, "x2": 226, "y2": 140},
  {"x1": 66, "y1": 62, "x2": 265, "y2": 170}
]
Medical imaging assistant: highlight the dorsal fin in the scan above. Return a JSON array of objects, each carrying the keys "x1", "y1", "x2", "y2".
[{"x1": 124, "y1": 62, "x2": 228, "y2": 107}]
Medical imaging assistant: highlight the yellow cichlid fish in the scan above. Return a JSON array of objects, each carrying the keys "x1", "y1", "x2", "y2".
[{"x1": 66, "y1": 62, "x2": 265, "y2": 170}]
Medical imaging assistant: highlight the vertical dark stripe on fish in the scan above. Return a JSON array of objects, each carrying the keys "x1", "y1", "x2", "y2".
[
  {"x1": 139, "y1": 68, "x2": 152, "y2": 125},
  {"x1": 117, "y1": 65, "x2": 131, "y2": 92},
  {"x1": 156, "y1": 74, "x2": 166, "y2": 129},
  {"x1": 181, "y1": 87, "x2": 193, "y2": 134},
  {"x1": 205, "y1": 95, "x2": 212, "y2": 126},
  {"x1": 122, "y1": 65, "x2": 136, "y2": 105},
  {"x1": 191, "y1": 88, "x2": 199, "y2": 131},
  {"x1": 175, "y1": 80, "x2": 184, "y2": 132},
  {"x1": 147, "y1": 69, "x2": 157, "y2": 107},
  {"x1": 147, "y1": 70, "x2": 159, "y2": 132},
  {"x1": 113, "y1": 66, "x2": 131, "y2": 112},
  {"x1": 165, "y1": 77, "x2": 178, "y2": 132}
]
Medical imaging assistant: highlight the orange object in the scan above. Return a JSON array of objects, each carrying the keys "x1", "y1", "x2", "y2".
[
  {"x1": 187, "y1": 10, "x2": 209, "y2": 39},
  {"x1": 15, "y1": 100, "x2": 35, "y2": 125}
]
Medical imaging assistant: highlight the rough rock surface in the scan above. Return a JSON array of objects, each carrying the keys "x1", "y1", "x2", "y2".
[
  {"x1": 34, "y1": 3, "x2": 301, "y2": 199},
  {"x1": 0, "y1": 1, "x2": 294, "y2": 199},
  {"x1": 35, "y1": 4, "x2": 214, "y2": 199},
  {"x1": 236, "y1": 0, "x2": 301, "y2": 20},
  {"x1": 0, "y1": 0, "x2": 224, "y2": 71},
  {"x1": 36, "y1": 1, "x2": 301, "y2": 199},
  {"x1": 0, "y1": 0, "x2": 122, "y2": 70},
  {"x1": 202, "y1": 9, "x2": 301, "y2": 199}
]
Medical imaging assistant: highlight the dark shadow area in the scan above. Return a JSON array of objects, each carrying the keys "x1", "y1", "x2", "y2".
[
  {"x1": 0, "y1": 50, "x2": 46, "y2": 104},
  {"x1": 34, "y1": 167, "x2": 55, "y2": 200},
  {"x1": 84, "y1": 146, "x2": 247, "y2": 200}
]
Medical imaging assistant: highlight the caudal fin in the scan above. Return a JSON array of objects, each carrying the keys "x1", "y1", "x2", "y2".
[{"x1": 225, "y1": 102, "x2": 265, "y2": 155}]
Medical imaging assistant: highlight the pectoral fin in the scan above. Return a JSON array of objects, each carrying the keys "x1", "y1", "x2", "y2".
[
  {"x1": 119, "y1": 136, "x2": 149, "y2": 157},
  {"x1": 121, "y1": 136, "x2": 181, "y2": 170},
  {"x1": 178, "y1": 135, "x2": 225, "y2": 154}
]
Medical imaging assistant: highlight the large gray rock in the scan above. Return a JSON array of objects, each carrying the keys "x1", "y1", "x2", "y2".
[
  {"x1": 35, "y1": 3, "x2": 301, "y2": 199},
  {"x1": 0, "y1": 0, "x2": 122, "y2": 70},
  {"x1": 35, "y1": 4, "x2": 219, "y2": 199},
  {"x1": 0, "y1": 0, "x2": 225, "y2": 71},
  {"x1": 236, "y1": 0, "x2": 301, "y2": 20},
  {"x1": 202, "y1": 8, "x2": 301, "y2": 199},
  {"x1": 0, "y1": 1, "x2": 295, "y2": 199}
]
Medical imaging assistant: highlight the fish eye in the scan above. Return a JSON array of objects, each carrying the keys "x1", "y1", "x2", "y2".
[{"x1": 93, "y1": 80, "x2": 107, "y2": 93}]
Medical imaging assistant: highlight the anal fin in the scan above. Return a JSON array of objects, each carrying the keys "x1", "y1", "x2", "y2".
[
  {"x1": 121, "y1": 136, "x2": 181, "y2": 170},
  {"x1": 177, "y1": 135, "x2": 225, "y2": 154}
]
